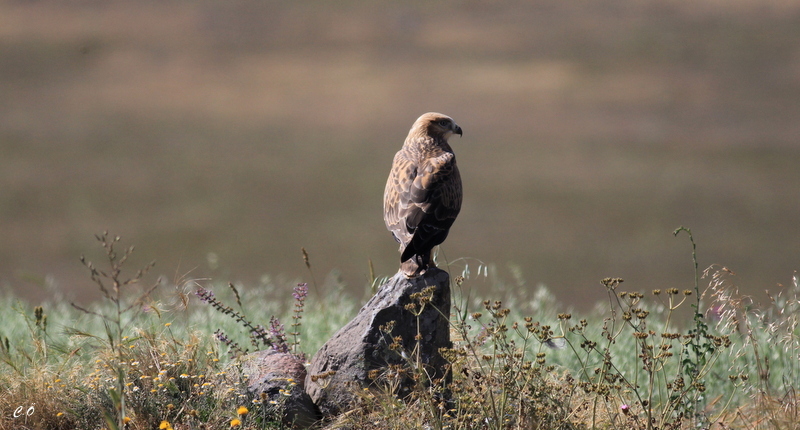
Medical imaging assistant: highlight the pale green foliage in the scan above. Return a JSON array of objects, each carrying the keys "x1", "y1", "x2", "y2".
[{"x1": 1, "y1": 236, "x2": 799, "y2": 429}]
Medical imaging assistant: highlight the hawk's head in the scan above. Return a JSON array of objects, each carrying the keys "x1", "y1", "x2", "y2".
[{"x1": 410, "y1": 112, "x2": 463, "y2": 142}]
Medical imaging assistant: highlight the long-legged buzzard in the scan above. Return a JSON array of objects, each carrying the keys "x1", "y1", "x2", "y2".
[{"x1": 383, "y1": 112, "x2": 463, "y2": 277}]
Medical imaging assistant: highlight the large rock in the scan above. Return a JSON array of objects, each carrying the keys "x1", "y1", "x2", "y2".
[{"x1": 305, "y1": 268, "x2": 452, "y2": 417}]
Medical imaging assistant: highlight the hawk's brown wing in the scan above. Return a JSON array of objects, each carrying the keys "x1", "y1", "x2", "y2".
[
  {"x1": 384, "y1": 150, "x2": 416, "y2": 248},
  {"x1": 383, "y1": 148, "x2": 462, "y2": 263}
]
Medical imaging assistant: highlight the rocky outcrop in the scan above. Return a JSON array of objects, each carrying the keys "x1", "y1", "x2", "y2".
[{"x1": 305, "y1": 268, "x2": 452, "y2": 417}]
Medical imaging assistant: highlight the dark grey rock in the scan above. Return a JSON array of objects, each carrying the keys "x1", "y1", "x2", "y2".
[
  {"x1": 241, "y1": 350, "x2": 320, "y2": 428},
  {"x1": 305, "y1": 268, "x2": 452, "y2": 417}
]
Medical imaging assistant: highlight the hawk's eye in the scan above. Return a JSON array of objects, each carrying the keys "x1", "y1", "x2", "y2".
[{"x1": 438, "y1": 119, "x2": 449, "y2": 127}]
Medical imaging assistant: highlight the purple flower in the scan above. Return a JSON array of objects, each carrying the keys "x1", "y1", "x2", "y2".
[
  {"x1": 269, "y1": 316, "x2": 289, "y2": 352},
  {"x1": 214, "y1": 329, "x2": 231, "y2": 344},
  {"x1": 293, "y1": 283, "x2": 308, "y2": 302},
  {"x1": 620, "y1": 404, "x2": 630, "y2": 415},
  {"x1": 195, "y1": 287, "x2": 215, "y2": 303}
]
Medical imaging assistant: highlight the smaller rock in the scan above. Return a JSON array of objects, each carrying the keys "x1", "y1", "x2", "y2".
[{"x1": 240, "y1": 350, "x2": 320, "y2": 428}]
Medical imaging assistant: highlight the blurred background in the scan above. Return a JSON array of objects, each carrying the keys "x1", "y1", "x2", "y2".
[{"x1": 1, "y1": 0, "x2": 799, "y2": 309}]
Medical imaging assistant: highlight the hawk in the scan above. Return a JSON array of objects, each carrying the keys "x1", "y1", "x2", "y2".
[{"x1": 384, "y1": 112, "x2": 463, "y2": 277}]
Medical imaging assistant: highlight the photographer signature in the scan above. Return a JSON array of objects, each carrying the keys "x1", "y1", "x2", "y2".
[{"x1": 9, "y1": 404, "x2": 35, "y2": 423}]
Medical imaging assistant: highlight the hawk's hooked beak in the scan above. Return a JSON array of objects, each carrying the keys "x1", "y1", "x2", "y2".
[{"x1": 454, "y1": 125, "x2": 463, "y2": 137}]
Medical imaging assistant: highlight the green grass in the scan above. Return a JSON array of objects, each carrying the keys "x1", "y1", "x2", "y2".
[{"x1": 1, "y1": 233, "x2": 799, "y2": 429}]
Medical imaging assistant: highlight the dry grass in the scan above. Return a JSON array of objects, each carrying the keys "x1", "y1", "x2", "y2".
[{"x1": 3, "y1": 232, "x2": 799, "y2": 429}]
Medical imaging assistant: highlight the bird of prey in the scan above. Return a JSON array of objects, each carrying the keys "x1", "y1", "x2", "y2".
[{"x1": 383, "y1": 112, "x2": 463, "y2": 277}]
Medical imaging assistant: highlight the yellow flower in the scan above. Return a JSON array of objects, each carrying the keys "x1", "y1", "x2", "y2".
[
  {"x1": 56, "y1": 412, "x2": 64, "y2": 417},
  {"x1": 159, "y1": 421, "x2": 170, "y2": 430},
  {"x1": 164, "y1": 322, "x2": 172, "y2": 327},
  {"x1": 237, "y1": 406, "x2": 249, "y2": 416},
  {"x1": 123, "y1": 416, "x2": 131, "y2": 424},
  {"x1": 230, "y1": 418, "x2": 242, "y2": 427}
]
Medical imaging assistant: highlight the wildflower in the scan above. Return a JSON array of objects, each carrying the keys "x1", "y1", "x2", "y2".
[
  {"x1": 164, "y1": 322, "x2": 172, "y2": 327},
  {"x1": 123, "y1": 416, "x2": 131, "y2": 424},
  {"x1": 195, "y1": 286, "x2": 216, "y2": 302},
  {"x1": 159, "y1": 421, "x2": 171, "y2": 430},
  {"x1": 293, "y1": 282, "x2": 308, "y2": 301},
  {"x1": 180, "y1": 373, "x2": 189, "y2": 378},
  {"x1": 620, "y1": 404, "x2": 630, "y2": 415},
  {"x1": 237, "y1": 406, "x2": 249, "y2": 415},
  {"x1": 56, "y1": 412, "x2": 64, "y2": 417},
  {"x1": 230, "y1": 418, "x2": 242, "y2": 427},
  {"x1": 268, "y1": 316, "x2": 289, "y2": 352}
]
